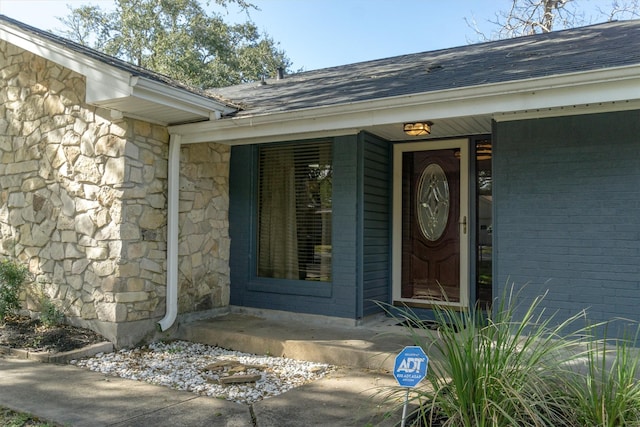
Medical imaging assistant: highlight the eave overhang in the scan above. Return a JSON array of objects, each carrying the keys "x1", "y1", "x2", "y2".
[
  {"x1": 170, "y1": 64, "x2": 640, "y2": 144},
  {"x1": 0, "y1": 20, "x2": 235, "y2": 126}
]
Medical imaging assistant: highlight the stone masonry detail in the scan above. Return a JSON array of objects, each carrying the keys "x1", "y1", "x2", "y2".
[
  {"x1": 178, "y1": 143, "x2": 230, "y2": 314},
  {"x1": 0, "y1": 41, "x2": 231, "y2": 347}
]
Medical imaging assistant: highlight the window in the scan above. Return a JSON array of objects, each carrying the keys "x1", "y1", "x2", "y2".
[
  {"x1": 257, "y1": 142, "x2": 332, "y2": 281},
  {"x1": 475, "y1": 138, "x2": 492, "y2": 307}
]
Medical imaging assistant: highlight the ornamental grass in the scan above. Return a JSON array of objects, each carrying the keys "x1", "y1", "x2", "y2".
[{"x1": 379, "y1": 286, "x2": 640, "y2": 426}]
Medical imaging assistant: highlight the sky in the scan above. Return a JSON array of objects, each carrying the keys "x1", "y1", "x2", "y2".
[{"x1": 0, "y1": 0, "x2": 615, "y2": 71}]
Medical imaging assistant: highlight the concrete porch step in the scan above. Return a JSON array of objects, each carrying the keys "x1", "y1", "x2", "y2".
[{"x1": 176, "y1": 312, "x2": 420, "y2": 372}]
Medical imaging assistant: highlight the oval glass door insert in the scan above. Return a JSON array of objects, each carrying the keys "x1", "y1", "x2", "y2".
[{"x1": 417, "y1": 163, "x2": 450, "y2": 241}]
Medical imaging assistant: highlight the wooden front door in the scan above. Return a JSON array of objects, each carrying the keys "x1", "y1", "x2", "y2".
[{"x1": 393, "y1": 140, "x2": 469, "y2": 306}]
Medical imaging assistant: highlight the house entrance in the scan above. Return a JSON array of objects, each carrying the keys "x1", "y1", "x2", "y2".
[{"x1": 392, "y1": 139, "x2": 470, "y2": 307}]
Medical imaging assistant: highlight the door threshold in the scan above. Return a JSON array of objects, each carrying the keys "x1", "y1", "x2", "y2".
[{"x1": 393, "y1": 300, "x2": 466, "y2": 311}]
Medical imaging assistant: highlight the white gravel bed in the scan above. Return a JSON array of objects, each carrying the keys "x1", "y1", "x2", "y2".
[{"x1": 70, "y1": 340, "x2": 334, "y2": 404}]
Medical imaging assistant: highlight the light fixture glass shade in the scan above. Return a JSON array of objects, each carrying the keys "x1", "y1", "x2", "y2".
[{"x1": 403, "y1": 121, "x2": 432, "y2": 136}]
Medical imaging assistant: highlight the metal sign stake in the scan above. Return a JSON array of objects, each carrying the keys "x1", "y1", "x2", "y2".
[{"x1": 401, "y1": 387, "x2": 410, "y2": 427}]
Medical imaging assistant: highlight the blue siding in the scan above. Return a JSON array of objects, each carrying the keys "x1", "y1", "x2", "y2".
[
  {"x1": 331, "y1": 136, "x2": 360, "y2": 318},
  {"x1": 359, "y1": 133, "x2": 391, "y2": 317},
  {"x1": 228, "y1": 145, "x2": 253, "y2": 307},
  {"x1": 228, "y1": 137, "x2": 359, "y2": 319},
  {"x1": 494, "y1": 110, "x2": 640, "y2": 332}
]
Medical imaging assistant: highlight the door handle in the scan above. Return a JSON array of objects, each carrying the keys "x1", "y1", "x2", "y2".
[{"x1": 460, "y1": 216, "x2": 467, "y2": 234}]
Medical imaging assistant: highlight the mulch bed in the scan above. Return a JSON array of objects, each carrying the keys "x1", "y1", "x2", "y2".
[{"x1": 0, "y1": 315, "x2": 106, "y2": 353}]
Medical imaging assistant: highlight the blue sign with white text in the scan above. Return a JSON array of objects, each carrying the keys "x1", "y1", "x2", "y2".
[{"x1": 393, "y1": 346, "x2": 428, "y2": 388}]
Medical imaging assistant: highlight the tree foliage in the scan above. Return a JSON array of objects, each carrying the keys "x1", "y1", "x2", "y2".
[
  {"x1": 468, "y1": 0, "x2": 640, "y2": 40},
  {"x1": 57, "y1": 0, "x2": 291, "y2": 88}
]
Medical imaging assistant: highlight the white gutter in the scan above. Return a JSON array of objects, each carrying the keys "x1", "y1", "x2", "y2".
[
  {"x1": 1, "y1": 21, "x2": 237, "y2": 125},
  {"x1": 170, "y1": 64, "x2": 640, "y2": 145},
  {"x1": 128, "y1": 76, "x2": 236, "y2": 117},
  {"x1": 158, "y1": 133, "x2": 181, "y2": 331}
]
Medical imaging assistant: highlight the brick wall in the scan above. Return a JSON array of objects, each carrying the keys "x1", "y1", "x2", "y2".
[{"x1": 494, "y1": 110, "x2": 640, "y2": 331}]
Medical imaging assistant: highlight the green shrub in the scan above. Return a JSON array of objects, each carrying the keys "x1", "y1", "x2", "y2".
[
  {"x1": 379, "y1": 287, "x2": 616, "y2": 427},
  {"x1": 566, "y1": 324, "x2": 640, "y2": 426},
  {"x1": 0, "y1": 258, "x2": 28, "y2": 320},
  {"x1": 39, "y1": 297, "x2": 64, "y2": 327}
]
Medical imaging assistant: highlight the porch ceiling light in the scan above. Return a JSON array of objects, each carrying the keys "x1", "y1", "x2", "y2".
[{"x1": 403, "y1": 121, "x2": 432, "y2": 136}]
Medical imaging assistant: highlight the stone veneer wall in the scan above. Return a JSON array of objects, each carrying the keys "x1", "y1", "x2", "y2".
[
  {"x1": 0, "y1": 40, "x2": 231, "y2": 347},
  {"x1": 177, "y1": 143, "x2": 230, "y2": 314}
]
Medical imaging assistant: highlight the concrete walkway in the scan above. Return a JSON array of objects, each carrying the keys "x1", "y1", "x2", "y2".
[
  {"x1": 0, "y1": 358, "x2": 408, "y2": 426},
  {"x1": 0, "y1": 313, "x2": 428, "y2": 426}
]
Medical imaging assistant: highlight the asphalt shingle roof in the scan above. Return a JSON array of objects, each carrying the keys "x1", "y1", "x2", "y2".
[
  {"x1": 211, "y1": 20, "x2": 640, "y2": 117},
  {"x1": 3, "y1": 14, "x2": 639, "y2": 120}
]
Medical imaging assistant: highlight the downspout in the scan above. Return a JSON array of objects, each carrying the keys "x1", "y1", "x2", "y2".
[{"x1": 158, "y1": 133, "x2": 181, "y2": 331}]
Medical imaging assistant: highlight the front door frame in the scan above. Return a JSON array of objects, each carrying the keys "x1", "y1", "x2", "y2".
[{"x1": 392, "y1": 138, "x2": 470, "y2": 308}]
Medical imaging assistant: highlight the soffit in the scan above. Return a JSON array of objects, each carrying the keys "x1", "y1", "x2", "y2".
[
  {"x1": 0, "y1": 15, "x2": 236, "y2": 126},
  {"x1": 93, "y1": 97, "x2": 210, "y2": 126},
  {"x1": 367, "y1": 115, "x2": 492, "y2": 141}
]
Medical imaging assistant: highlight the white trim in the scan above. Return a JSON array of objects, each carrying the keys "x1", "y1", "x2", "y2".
[
  {"x1": 493, "y1": 99, "x2": 640, "y2": 122},
  {"x1": 0, "y1": 23, "x2": 133, "y2": 98},
  {"x1": 127, "y1": 77, "x2": 235, "y2": 117},
  {"x1": 170, "y1": 65, "x2": 640, "y2": 145},
  {"x1": 0, "y1": 22, "x2": 232, "y2": 122},
  {"x1": 392, "y1": 139, "x2": 470, "y2": 307},
  {"x1": 176, "y1": 127, "x2": 361, "y2": 146}
]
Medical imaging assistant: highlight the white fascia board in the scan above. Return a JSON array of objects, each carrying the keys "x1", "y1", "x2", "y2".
[
  {"x1": 0, "y1": 24, "x2": 133, "y2": 100},
  {"x1": 129, "y1": 77, "x2": 236, "y2": 117},
  {"x1": 171, "y1": 64, "x2": 640, "y2": 145},
  {"x1": 1, "y1": 23, "x2": 234, "y2": 119},
  {"x1": 493, "y1": 99, "x2": 640, "y2": 122}
]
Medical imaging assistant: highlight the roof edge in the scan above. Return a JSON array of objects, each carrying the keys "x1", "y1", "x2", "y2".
[
  {"x1": 0, "y1": 15, "x2": 237, "y2": 123},
  {"x1": 171, "y1": 63, "x2": 640, "y2": 144}
]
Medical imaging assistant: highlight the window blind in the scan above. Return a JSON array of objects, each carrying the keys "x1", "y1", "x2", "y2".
[{"x1": 257, "y1": 142, "x2": 332, "y2": 281}]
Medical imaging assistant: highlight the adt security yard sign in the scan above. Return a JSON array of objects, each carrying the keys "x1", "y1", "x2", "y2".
[
  {"x1": 394, "y1": 346, "x2": 428, "y2": 387},
  {"x1": 394, "y1": 346, "x2": 429, "y2": 426}
]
